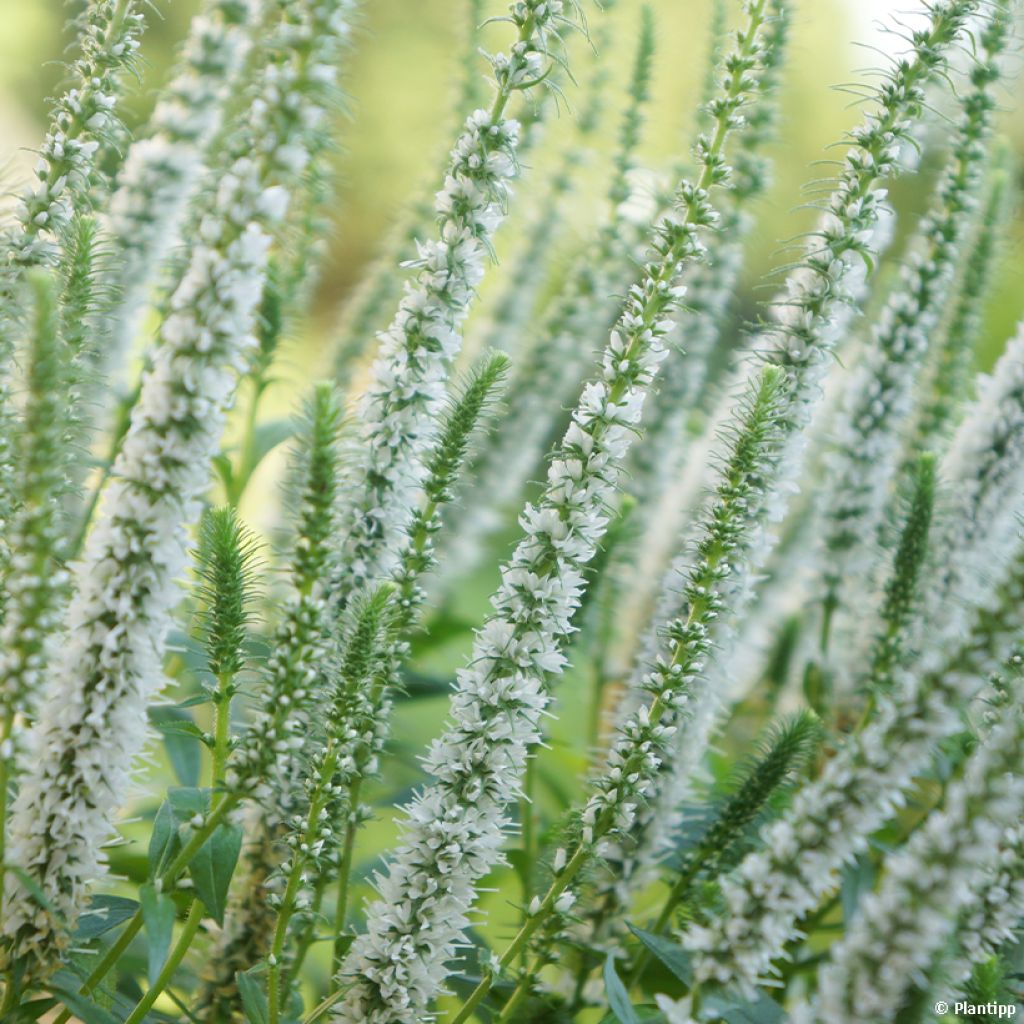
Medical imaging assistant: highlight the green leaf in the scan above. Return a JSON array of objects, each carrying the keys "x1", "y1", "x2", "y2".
[
  {"x1": 7, "y1": 867, "x2": 59, "y2": 920},
  {"x1": 604, "y1": 954, "x2": 639, "y2": 1024},
  {"x1": 153, "y1": 717, "x2": 207, "y2": 741},
  {"x1": 73, "y1": 895, "x2": 140, "y2": 940},
  {"x1": 173, "y1": 691, "x2": 214, "y2": 708},
  {"x1": 46, "y1": 977, "x2": 119, "y2": 1024},
  {"x1": 626, "y1": 924, "x2": 693, "y2": 986},
  {"x1": 190, "y1": 821, "x2": 243, "y2": 924},
  {"x1": 237, "y1": 971, "x2": 270, "y2": 1024},
  {"x1": 212, "y1": 452, "x2": 235, "y2": 494},
  {"x1": 249, "y1": 418, "x2": 295, "y2": 471},
  {"x1": 334, "y1": 933, "x2": 355, "y2": 960},
  {"x1": 840, "y1": 856, "x2": 875, "y2": 926},
  {"x1": 140, "y1": 883, "x2": 176, "y2": 985},
  {"x1": 149, "y1": 707, "x2": 204, "y2": 786},
  {"x1": 168, "y1": 786, "x2": 212, "y2": 822},
  {"x1": 148, "y1": 800, "x2": 180, "y2": 879},
  {"x1": 0, "y1": 997, "x2": 58, "y2": 1022},
  {"x1": 702, "y1": 990, "x2": 785, "y2": 1024}
]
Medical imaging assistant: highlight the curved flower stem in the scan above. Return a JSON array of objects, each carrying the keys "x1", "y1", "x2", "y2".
[
  {"x1": 268, "y1": 743, "x2": 340, "y2": 1024},
  {"x1": 332, "y1": 775, "x2": 363, "y2": 969},
  {"x1": 449, "y1": 844, "x2": 591, "y2": 1024},
  {"x1": 122, "y1": 899, "x2": 204, "y2": 1024},
  {"x1": 519, "y1": 758, "x2": 536, "y2": 947},
  {"x1": 51, "y1": 795, "x2": 239, "y2": 1023}
]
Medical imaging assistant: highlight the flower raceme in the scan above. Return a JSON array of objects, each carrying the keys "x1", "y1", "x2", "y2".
[
  {"x1": 0, "y1": 0, "x2": 1023, "y2": 1019},
  {"x1": 333, "y1": 3, "x2": 781, "y2": 1019},
  {"x1": 331, "y1": 0, "x2": 578, "y2": 608},
  {"x1": 0, "y1": 0, "x2": 357, "y2": 971}
]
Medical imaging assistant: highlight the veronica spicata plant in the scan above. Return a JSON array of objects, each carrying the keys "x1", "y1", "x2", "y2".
[{"x1": 0, "y1": 0, "x2": 1023, "y2": 1020}]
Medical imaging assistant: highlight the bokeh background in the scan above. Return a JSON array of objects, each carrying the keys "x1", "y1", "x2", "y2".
[
  {"x1": 2, "y1": 0, "x2": 1022, "y2": 378},
  {"x1": 1, "y1": 0, "x2": 1023, "y2": 1012}
]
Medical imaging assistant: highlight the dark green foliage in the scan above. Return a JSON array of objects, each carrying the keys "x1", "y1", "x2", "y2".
[
  {"x1": 291, "y1": 383, "x2": 344, "y2": 591},
  {"x1": 868, "y1": 453, "x2": 937, "y2": 693},
  {"x1": 425, "y1": 353, "x2": 511, "y2": 507},
  {"x1": 194, "y1": 507, "x2": 261, "y2": 678},
  {"x1": 668, "y1": 711, "x2": 820, "y2": 903}
]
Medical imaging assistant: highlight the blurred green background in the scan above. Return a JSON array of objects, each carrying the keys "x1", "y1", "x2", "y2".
[
  {"x1": 1, "y1": 0, "x2": 1023, "y2": 1013},
  {"x1": 1, "y1": 0, "x2": 1021, "y2": 381}
]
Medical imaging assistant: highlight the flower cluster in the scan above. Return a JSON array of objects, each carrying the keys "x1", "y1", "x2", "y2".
[
  {"x1": 631, "y1": 0, "x2": 790, "y2": 504},
  {"x1": 0, "y1": 274, "x2": 70, "y2": 807},
  {"x1": 227, "y1": 384, "x2": 345, "y2": 796},
  {"x1": 4, "y1": 0, "x2": 147, "y2": 268},
  {"x1": 335, "y1": 188, "x2": 709, "y2": 1024},
  {"x1": 431, "y1": 8, "x2": 654, "y2": 595},
  {"x1": 809, "y1": 700, "x2": 1024, "y2": 1023},
  {"x1": 684, "y1": 315, "x2": 1024, "y2": 993},
  {"x1": 927, "y1": 322, "x2": 1024, "y2": 627},
  {"x1": 583, "y1": 0, "x2": 983, "y2": 935},
  {"x1": 0, "y1": 0, "x2": 356, "y2": 968},
  {"x1": 199, "y1": 385, "x2": 345, "y2": 1015},
  {"x1": 815, "y1": 0, "x2": 1009, "y2": 669},
  {"x1": 583, "y1": 366, "x2": 786, "y2": 882},
  {"x1": 332, "y1": 0, "x2": 575, "y2": 606},
  {"x1": 104, "y1": 0, "x2": 259, "y2": 372},
  {"x1": 332, "y1": 4, "x2": 777, "y2": 1017},
  {"x1": 908, "y1": 156, "x2": 1012, "y2": 454}
]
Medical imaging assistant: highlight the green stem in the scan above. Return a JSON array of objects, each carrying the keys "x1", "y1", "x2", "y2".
[
  {"x1": 449, "y1": 7, "x2": 772, "y2": 1015},
  {"x1": 519, "y1": 758, "x2": 535, "y2": 950},
  {"x1": 487, "y1": 14, "x2": 536, "y2": 124},
  {"x1": 69, "y1": 383, "x2": 139, "y2": 560},
  {"x1": 587, "y1": 660, "x2": 607, "y2": 767},
  {"x1": 122, "y1": 899, "x2": 204, "y2": 1024},
  {"x1": 51, "y1": 796, "x2": 239, "y2": 1023},
  {"x1": 448, "y1": 845, "x2": 590, "y2": 1024},
  {"x1": 211, "y1": 670, "x2": 235, "y2": 795},
  {"x1": 229, "y1": 378, "x2": 266, "y2": 506},
  {"x1": 0, "y1": 712, "x2": 12, "y2": 916},
  {"x1": 332, "y1": 775, "x2": 363, "y2": 971},
  {"x1": 268, "y1": 745, "x2": 339, "y2": 1024},
  {"x1": 627, "y1": 857, "x2": 703, "y2": 988}
]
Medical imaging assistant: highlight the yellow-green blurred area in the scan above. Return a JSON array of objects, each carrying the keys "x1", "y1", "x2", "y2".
[
  {"x1": 2, "y1": 0, "x2": 1024, "y2": 1014},
  {"x1": 1, "y1": 0, "x2": 1022, "y2": 376}
]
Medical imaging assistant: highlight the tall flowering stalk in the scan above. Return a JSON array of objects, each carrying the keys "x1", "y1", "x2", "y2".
[
  {"x1": 103, "y1": 0, "x2": 260, "y2": 374},
  {"x1": 0, "y1": 0, "x2": 356, "y2": 974},
  {"x1": 327, "y1": 354, "x2": 511, "y2": 933},
  {"x1": 807, "y1": 696, "x2": 1024, "y2": 1023},
  {"x1": 0, "y1": 272, "x2": 67, "y2": 923},
  {"x1": 631, "y1": 0, "x2": 789, "y2": 498},
  {"x1": 861, "y1": 453, "x2": 937, "y2": 701},
  {"x1": 813, "y1": 5, "x2": 1009, "y2": 674},
  {"x1": 249, "y1": 355, "x2": 510, "y2": 1013},
  {"x1": 470, "y1": 6, "x2": 616, "y2": 365},
  {"x1": 479, "y1": 364, "x2": 790, "y2": 1023},
  {"x1": 331, "y1": 0, "x2": 577, "y2": 604},
  {"x1": 610, "y1": 0, "x2": 789, "y2": 691},
  {"x1": 683, "y1": 319, "x2": 1024, "y2": 992},
  {"x1": 2, "y1": 0, "x2": 147, "y2": 270},
  {"x1": 333, "y1": 6, "x2": 778, "y2": 1020},
  {"x1": 927, "y1": 321, "x2": 1024, "y2": 625},
  {"x1": 884, "y1": 656, "x2": 1024, "y2": 1011},
  {"x1": 430, "y1": 9, "x2": 654, "y2": 594},
  {"x1": 906, "y1": 153, "x2": 1013, "y2": 457},
  {"x1": 195, "y1": 382, "x2": 345, "y2": 1021},
  {"x1": 586, "y1": 0, "x2": 986, "y2": 936}
]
